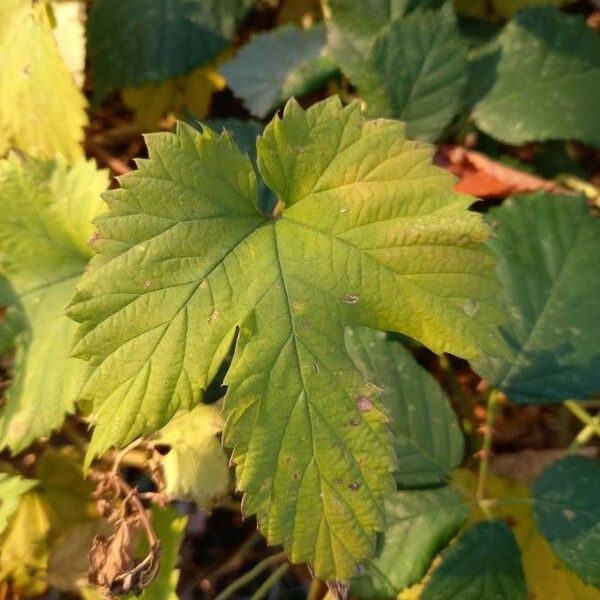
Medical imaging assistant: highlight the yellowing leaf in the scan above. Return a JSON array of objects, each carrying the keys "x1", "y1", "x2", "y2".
[
  {"x1": 0, "y1": 0, "x2": 87, "y2": 160},
  {"x1": 0, "y1": 472, "x2": 37, "y2": 535},
  {"x1": 123, "y1": 65, "x2": 226, "y2": 131},
  {"x1": 154, "y1": 404, "x2": 230, "y2": 509},
  {"x1": 0, "y1": 448, "x2": 96, "y2": 598},
  {"x1": 51, "y1": 0, "x2": 86, "y2": 88}
]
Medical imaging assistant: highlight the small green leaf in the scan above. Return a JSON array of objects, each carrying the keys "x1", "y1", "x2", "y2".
[
  {"x1": 69, "y1": 97, "x2": 504, "y2": 578},
  {"x1": 325, "y1": 2, "x2": 468, "y2": 141},
  {"x1": 471, "y1": 7, "x2": 600, "y2": 147},
  {"x1": 137, "y1": 506, "x2": 188, "y2": 600},
  {"x1": 0, "y1": 155, "x2": 107, "y2": 452},
  {"x1": 220, "y1": 24, "x2": 338, "y2": 118},
  {"x1": 533, "y1": 456, "x2": 600, "y2": 589},
  {"x1": 473, "y1": 193, "x2": 600, "y2": 404},
  {"x1": 345, "y1": 328, "x2": 464, "y2": 487},
  {"x1": 87, "y1": 0, "x2": 253, "y2": 101},
  {"x1": 0, "y1": 473, "x2": 37, "y2": 535},
  {"x1": 421, "y1": 520, "x2": 527, "y2": 600},
  {"x1": 0, "y1": 0, "x2": 87, "y2": 160},
  {"x1": 154, "y1": 404, "x2": 230, "y2": 509},
  {"x1": 352, "y1": 486, "x2": 468, "y2": 599}
]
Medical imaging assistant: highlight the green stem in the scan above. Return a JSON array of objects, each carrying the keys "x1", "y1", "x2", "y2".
[
  {"x1": 213, "y1": 552, "x2": 287, "y2": 600},
  {"x1": 565, "y1": 400, "x2": 600, "y2": 452},
  {"x1": 249, "y1": 563, "x2": 289, "y2": 600},
  {"x1": 475, "y1": 389, "x2": 501, "y2": 502}
]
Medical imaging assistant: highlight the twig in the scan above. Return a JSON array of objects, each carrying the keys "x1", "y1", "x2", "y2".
[
  {"x1": 249, "y1": 562, "x2": 289, "y2": 600},
  {"x1": 87, "y1": 139, "x2": 131, "y2": 175},
  {"x1": 475, "y1": 389, "x2": 502, "y2": 502},
  {"x1": 213, "y1": 551, "x2": 287, "y2": 600}
]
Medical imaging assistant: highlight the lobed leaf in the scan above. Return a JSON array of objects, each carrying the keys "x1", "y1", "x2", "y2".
[
  {"x1": 473, "y1": 193, "x2": 600, "y2": 404},
  {"x1": 0, "y1": 155, "x2": 108, "y2": 452},
  {"x1": 69, "y1": 97, "x2": 505, "y2": 578}
]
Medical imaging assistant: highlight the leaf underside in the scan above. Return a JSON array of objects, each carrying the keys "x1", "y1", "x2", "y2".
[{"x1": 69, "y1": 97, "x2": 504, "y2": 578}]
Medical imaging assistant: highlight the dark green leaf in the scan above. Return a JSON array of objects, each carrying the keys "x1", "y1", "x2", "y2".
[
  {"x1": 471, "y1": 7, "x2": 600, "y2": 147},
  {"x1": 87, "y1": 0, "x2": 252, "y2": 100},
  {"x1": 219, "y1": 24, "x2": 337, "y2": 118},
  {"x1": 346, "y1": 328, "x2": 464, "y2": 487},
  {"x1": 352, "y1": 486, "x2": 468, "y2": 599},
  {"x1": 473, "y1": 193, "x2": 600, "y2": 404},
  {"x1": 421, "y1": 520, "x2": 527, "y2": 600},
  {"x1": 533, "y1": 456, "x2": 600, "y2": 589},
  {"x1": 326, "y1": 2, "x2": 468, "y2": 141}
]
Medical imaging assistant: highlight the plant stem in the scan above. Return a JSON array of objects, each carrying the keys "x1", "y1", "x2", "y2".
[
  {"x1": 307, "y1": 578, "x2": 322, "y2": 600},
  {"x1": 565, "y1": 400, "x2": 600, "y2": 452},
  {"x1": 475, "y1": 389, "x2": 501, "y2": 501},
  {"x1": 213, "y1": 551, "x2": 287, "y2": 600},
  {"x1": 249, "y1": 563, "x2": 289, "y2": 600}
]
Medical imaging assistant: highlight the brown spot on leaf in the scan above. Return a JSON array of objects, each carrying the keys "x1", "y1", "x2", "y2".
[{"x1": 356, "y1": 396, "x2": 374, "y2": 412}]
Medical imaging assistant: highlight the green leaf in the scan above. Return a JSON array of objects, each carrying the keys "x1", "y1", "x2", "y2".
[
  {"x1": 68, "y1": 97, "x2": 504, "y2": 579},
  {"x1": 0, "y1": 473, "x2": 37, "y2": 535},
  {"x1": 345, "y1": 328, "x2": 464, "y2": 487},
  {"x1": 533, "y1": 456, "x2": 600, "y2": 589},
  {"x1": 325, "y1": 2, "x2": 467, "y2": 141},
  {"x1": 220, "y1": 24, "x2": 338, "y2": 119},
  {"x1": 205, "y1": 119, "x2": 276, "y2": 214},
  {"x1": 471, "y1": 7, "x2": 600, "y2": 148},
  {"x1": 87, "y1": 0, "x2": 252, "y2": 101},
  {"x1": 0, "y1": 0, "x2": 87, "y2": 160},
  {"x1": 137, "y1": 506, "x2": 188, "y2": 600},
  {"x1": 421, "y1": 520, "x2": 527, "y2": 600},
  {"x1": 473, "y1": 193, "x2": 600, "y2": 404},
  {"x1": 0, "y1": 155, "x2": 107, "y2": 452},
  {"x1": 153, "y1": 404, "x2": 230, "y2": 509},
  {"x1": 352, "y1": 486, "x2": 468, "y2": 599}
]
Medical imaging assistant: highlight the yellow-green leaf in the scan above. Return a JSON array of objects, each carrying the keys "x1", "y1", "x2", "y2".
[
  {"x1": 0, "y1": 0, "x2": 87, "y2": 160},
  {"x1": 0, "y1": 155, "x2": 108, "y2": 452},
  {"x1": 69, "y1": 97, "x2": 505, "y2": 579},
  {"x1": 154, "y1": 404, "x2": 230, "y2": 509}
]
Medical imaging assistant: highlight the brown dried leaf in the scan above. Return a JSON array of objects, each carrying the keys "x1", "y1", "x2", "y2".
[
  {"x1": 442, "y1": 146, "x2": 565, "y2": 198},
  {"x1": 89, "y1": 517, "x2": 161, "y2": 598}
]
